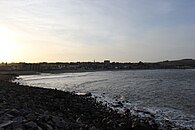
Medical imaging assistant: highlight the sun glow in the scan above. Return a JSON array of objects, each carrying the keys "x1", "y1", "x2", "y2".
[{"x1": 0, "y1": 26, "x2": 17, "y2": 62}]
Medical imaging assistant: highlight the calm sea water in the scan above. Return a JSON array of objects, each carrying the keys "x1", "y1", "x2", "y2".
[{"x1": 16, "y1": 69, "x2": 195, "y2": 128}]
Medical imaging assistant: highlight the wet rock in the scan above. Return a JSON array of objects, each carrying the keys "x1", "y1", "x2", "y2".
[
  {"x1": 112, "y1": 101, "x2": 123, "y2": 108},
  {"x1": 124, "y1": 109, "x2": 130, "y2": 117},
  {"x1": 75, "y1": 92, "x2": 92, "y2": 96},
  {"x1": 85, "y1": 92, "x2": 92, "y2": 96}
]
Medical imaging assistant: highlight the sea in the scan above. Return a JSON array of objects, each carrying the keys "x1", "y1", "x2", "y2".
[{"x1": 14, "y1": 69, "x2": 195, "y2": 129}]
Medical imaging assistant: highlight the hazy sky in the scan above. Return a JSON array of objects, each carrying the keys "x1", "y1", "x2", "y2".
[{"x1": 0, "y1": 0, "x2": 195, "y2": 62}]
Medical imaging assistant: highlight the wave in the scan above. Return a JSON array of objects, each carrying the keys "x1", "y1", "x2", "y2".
[
  {"x1": 92, "y1": 93, "x2": 195, "y2": 129},
  {"x1": 19, "y1": 73, "x2": 90, "y2": 81},
  {"x1": 74, "y1": 79, "x2": 108, "y2": 88}
]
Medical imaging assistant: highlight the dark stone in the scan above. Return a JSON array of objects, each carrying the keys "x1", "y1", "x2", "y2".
[
  {"x1": 24, "y1": 121, "x2": 42, "y2": 130},
  {"x1": 8, "y1": 109, "x2": 20, "y2": 116},
  {"x1": 0, "y1": 120, "x2": 14, "y2": 128},
  {"x1": 38, "y1": 114, "x2": 50, "y2": 122},
  {"x1": 39, "y1": 123, "x2": 53, "y2": 130},
  {"x1": 26, "y1": 113, "x2": 37, "y2": 121},
  {"x1": 132, "y1": 124, "x2": 153, "y2": 130},
  {"x1": 51, "y1": 116, "x2": 66, "y2": 128}
]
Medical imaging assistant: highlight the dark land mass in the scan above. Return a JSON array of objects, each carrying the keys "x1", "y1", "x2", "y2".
[
  {"x1": 157, "y1": 59, "x2": 195, "y2": 68},
  {"x1": 0, "y1": 59, "x2": 195, "y2": 75},
  {"x1": 0, "y1": 74, "x2": 193, "y2": 130}
]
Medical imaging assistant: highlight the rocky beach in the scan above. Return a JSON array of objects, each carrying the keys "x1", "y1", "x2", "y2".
[{"x1": 0, "y1": 74, "x2": 193, "y2": 130}]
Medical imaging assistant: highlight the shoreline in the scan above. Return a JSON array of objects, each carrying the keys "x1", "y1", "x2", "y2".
[
  {"x1": 0, "y1": 74, "x2": 192, "y2": 130},
  {"x1": 1, "y1": 68, "x2": 195, "y2": 76}
]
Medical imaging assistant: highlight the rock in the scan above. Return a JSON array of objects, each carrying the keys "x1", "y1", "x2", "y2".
[
  {"x1": 118, "y1": 122, "x2": 127, "y2": 128},
  {"x1": 118, "y1": 101, "x2": 123, "y2": 107},
  {"x1": 102, "y1": 118, "x2": 108, "y2": 123},
  {"x1": 8, "y1": 109, "x2": 20, "y2": 116},
  {"x1": 20, "y1": 109, "x2": 30, "y2": 116},
  {"x1": 13, "y1": 116, "x2": 26, "y2": 123},
  {"x1": 24, "y1": 121, "x2": 42, "y2": 130},
  {"x1": 79, "y1": 127, "x2": 85, "y2": 130},
  {"x1": 89, "y1": 126, "x2": 97, "y2": 130},
  {"x1": 76, "y1": 117, "x2": 81, "y2": 123},
  {"x1": 12, "y1": 117, "x2": 26, "y2": 130},
  {"x1": 132, "y1": 124, "x2": 152, "y2": 130},
  {"x1": 112, "y1": 101, "x2": 123, "y2": 108},
  {"x1": 5, "y1": 113, "x2": 15, "y2": 118},
  {"x1": 51, "y1": 116, "x2": 66, "y2": 128},
  {"x1": 26, "y1": 113, "x2": 37, "y2": 121},
  {"x1": 0, "y1": 120, "x2": 14, "y2": 128},
  {"x1": 39, "y1": 114, "x2": 50, "y2": 122},
  {"x1": 124, "y1": 109, "x2": 130, "y2": 116},
  {"x1": 0, "y1": 110, "x2": 5, "y2": 115},
  {"x1": 39, "y1": 123, "x2": 53, "y2": 130},
  {"x1": 75, "y1": 92, "x2": 92, "y2": 96},
  {"x1": 38, "y1": 126, "x2": 43, "y2": 130}
]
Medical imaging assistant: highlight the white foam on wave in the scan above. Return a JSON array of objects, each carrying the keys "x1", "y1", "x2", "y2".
[{"x1": 91, "y1": 93, "x2": 195, "y2": 130}]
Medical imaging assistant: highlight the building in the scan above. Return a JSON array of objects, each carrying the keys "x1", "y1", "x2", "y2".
[{"x1": 104, "y1": 60, "x2": 110, "y2": 64}]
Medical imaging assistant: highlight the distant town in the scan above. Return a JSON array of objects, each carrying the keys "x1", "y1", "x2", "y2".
[{"x1": 0, "y1": 59, "x2": 195, "y2": 74}]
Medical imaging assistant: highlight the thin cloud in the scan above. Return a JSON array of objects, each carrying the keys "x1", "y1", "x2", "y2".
[{"x1": 0, "y1": 0, "x2": 194, "y2": 62}]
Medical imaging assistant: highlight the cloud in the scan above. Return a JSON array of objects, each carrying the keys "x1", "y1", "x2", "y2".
[{"x1": 0, "y1": 0, "x2": 194, "y2": 62}]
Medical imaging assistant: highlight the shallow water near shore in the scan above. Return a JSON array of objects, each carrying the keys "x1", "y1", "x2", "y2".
[{"x1": 15, "y1": 69, "x2": 195, "y2": 128}]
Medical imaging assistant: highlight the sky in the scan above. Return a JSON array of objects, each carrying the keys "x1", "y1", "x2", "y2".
[{"x1": 0, "y1": 0, "x2": 195, "y2": 63}]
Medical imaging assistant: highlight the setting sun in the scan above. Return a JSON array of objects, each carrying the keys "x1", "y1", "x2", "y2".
[{"x1": 0, "y1": 26, "x2": 16, "y2": 62}]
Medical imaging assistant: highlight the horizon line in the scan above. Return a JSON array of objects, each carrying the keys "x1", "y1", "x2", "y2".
[{"x1": 1, "y1": 58, "x2": 194, "y2": 64}]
